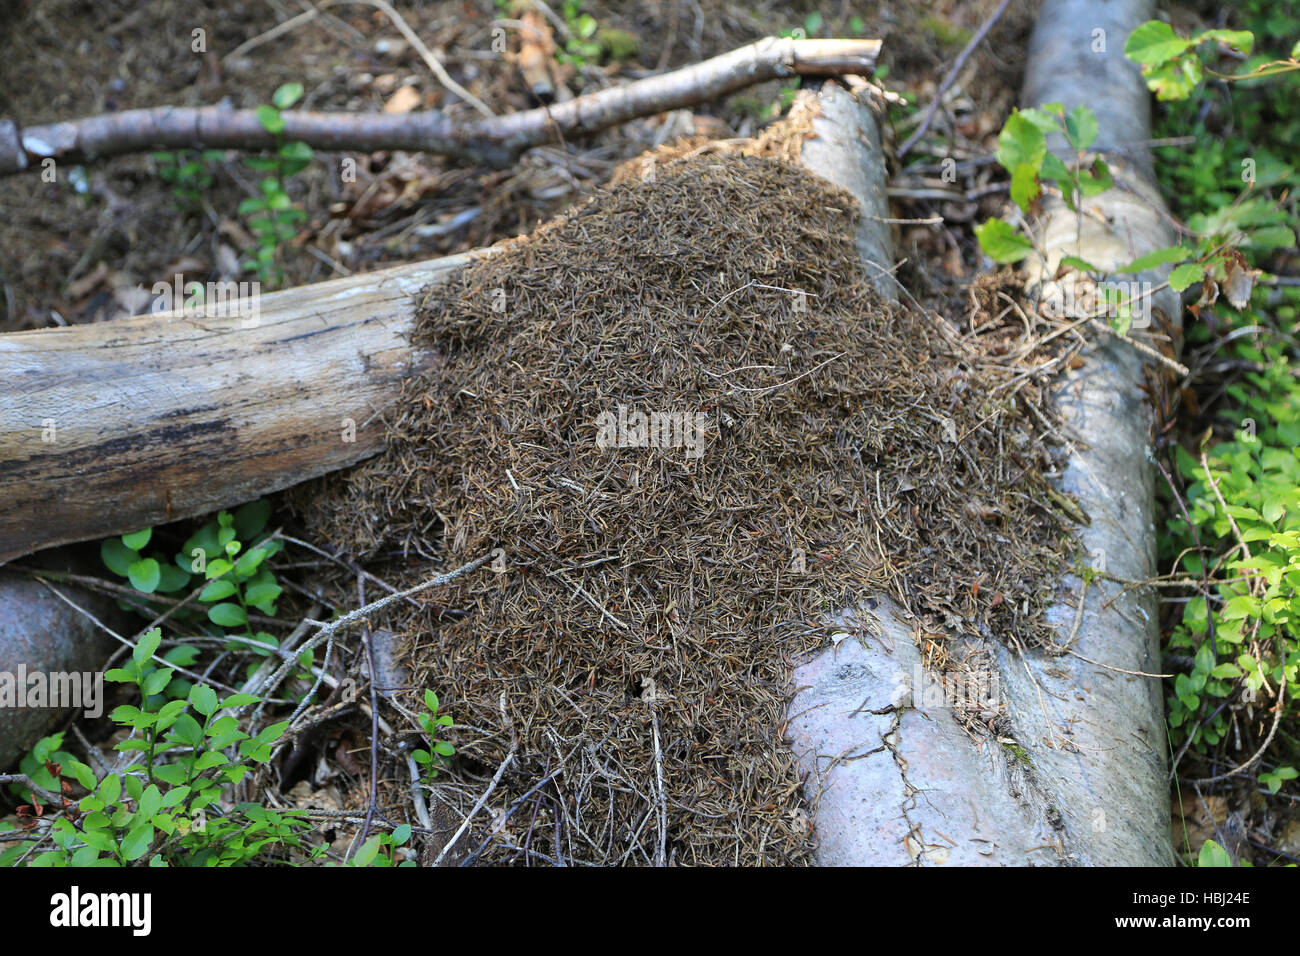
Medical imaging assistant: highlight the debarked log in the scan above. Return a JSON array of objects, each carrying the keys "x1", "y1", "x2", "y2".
[
  {"x1": 0, "y1": 253, "x2": 480, "y2": 563},
  {"x1": 786, "y1": 0, "x2": 1176, "y2": 867}
]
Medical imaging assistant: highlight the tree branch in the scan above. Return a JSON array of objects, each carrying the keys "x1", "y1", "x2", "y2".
[{"x1": 0, "y1": 37, "x2": 879, "y2": 175}]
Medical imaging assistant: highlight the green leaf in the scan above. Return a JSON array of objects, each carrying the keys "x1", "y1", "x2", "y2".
[
  {"x1": 121, "y1": 528, "x2": 152, "y2": 550},
  {"x1": 128, "y1": 557, "x2": 161, "y2": 594},
  {"x1": 1247, "y1": 225, "x2": 1296, "y2": 250},
  {"x1": 1078, "y1": 157, "x2": 1113, "y2": 197},
  {"x1": 392, "y1": 824, "x2": 412, "y2": 846},
  {"x1": 153, "y1": 764, "x2": 189, "y2": 786},
  {"x1": 155, "y1": 563, "x2": 192, "y2": 593},
  {"x1": 80, "y1": 795, "x2": 105, "y2": 814},
  {"x1": 354, "y1": 834, "x2": 383, "y2": 867},
  {"x1": 272, "y1": 82, "x2": 304, "y2": 109},
  {"x1": 996, "y1": 112, "x2": 1047, "y2": 175},
  {"x1": 1058, "y1": 256, "x2": 1100, "y2": 273},
  {"x1": 1197, "y1": 29, "x2": 1253, "y2": 57},
  {"x1": 1144, "y1": 56, "x2": 1202, "y2": 101},
  {"x1": 234, "y1": 547, "x2": 266, "y2": 579},
  {"x1": 1197, "y1": 839, "x2": 1233, "y2": 867},
  {"x1": 137, "y1": 784, "x2": 163, "y2": 820},
  {"x1": 1017, "y1": 105, "x2": 1062, "y2": 132},
  {"x1": 121, "y1": 822, "x2": 155, "y2": 862},
  {"x1": 160, "y1": 785, "x2": 191, "y2": 808},
  {"x1": 134, "y1": 627, "x2": 163, "y2": 668},
  {"x1": 256, "y1": 104, "x2": 285, "y2": 135},
  {"x1": 189, "y1": 684, "x2": 219, "y2": 717},
  {"x1": 66, "y1": 760, "x2": 98, "y2": 790},
  {"x1": 205, "y1": 558, "x2": 233, "y2": 580},
  {"x1": 141, "y1": 667, "x2": 175, "y2": 699},
  {"x1": 1260, "y1": 766, "x2": 1298, "y2": 794},
  {"x1": 208, "y1": 602, "x2": 247, "y2": 627},
  {"x1": 233, "y1": 499, "x2": 273, "y2": 540},
  {"x1": 101, "y1": 537, "x2": 137, "y2": 577},
  {"x1": 169, "y1": 713, "x2": 204, "y2": 747},
  {"x1": 1064, "y1": 105, "x2": 1098, "y2": 151},
  {"x1": 199, "y1": 579, "x2": 237, "y2": 602},
  {"x1": 96, "y1": 773, "x2": 122, "y2": 806},
  {"x1": 424, "y1": 689, "x2": 440, "y2": 713},
  {"x1": 976, "y1": 219, "x2": 1034, "y2": 263},
  {"x1": 193, "y1": 751, "x2": 229, "y2": 771},
  {"x1": 1124, "y1": 21, "x2": 1194, "y2": 66},
  {"x1": 1169, "y1": 262, "x2": 1206, "y2": 292},
  {"x1": 1009, "y1": 162, "x2": 1040, "y2": 213},
  {"x1": 1118, "y1": 245, "x2": 1190, "y2": 274},
  {"x1": 255, "y1": 721, "x2": 290, "y2": 746},
  {"x1": 1039, "y1": 153, "x2": 1072, "y2": 186},
  {"x1": 243, "y1": 581, "x2": 282, "y2": 607}
]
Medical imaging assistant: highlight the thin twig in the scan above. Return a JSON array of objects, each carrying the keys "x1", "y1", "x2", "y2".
[
  {"x1": 433, "y1": 694, "x2": 518, "y2": 866},
  {"x1": 897, "y1": 0, "x2": 1012, "y2": 158},
  {"x1": 356, "y1": 574, "x2": 381, "y2": 853},
  {"x1": 303, "y1": 552, "x2": 492, "y2": 638},
  {"x1": 0, "y1": 773, "x2": 63, "y2": 807}
]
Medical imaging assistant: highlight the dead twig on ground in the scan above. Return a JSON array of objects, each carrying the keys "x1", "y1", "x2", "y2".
[{"x1": 0, "y1": 38, "x2": 879, "y2": 175}]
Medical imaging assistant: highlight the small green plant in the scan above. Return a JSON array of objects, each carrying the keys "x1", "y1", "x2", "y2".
[
  {"x1": 3, "y1": 505, "x2": 458, "y2": 867},
  {"x1": 1134, "y1": 10, "x2": 1300, "y2": 824},
  {"x1": 0, "y1": 629, "x2": 319, "y2": 867},
  {"x1": 411, "y1": 688, "x2": 455, "y2": 783},
  {"x1": 152, "y1": 149, "x2": 224, "y2": 212},
  {"x1": 555, "y1": 1, "x2": 602, "y2": 67},
  {"x1": 974, "y1": 102, "x2": 1113, "y2": 263},
  {"x1": 239, "y1": 83, "x2": 313, "y2": 289},
  {"x1": 101, "y1": 500, "x2": 306, "y2": 691},
  {"x1": 1161, "y1": 342, "x2": 1300, "y2": 781},
  {"x1": 1124, "y1": 20, "x2": 1297, "y2": 102},
  {"x1": 977, "y1": 92, "x2": 1292, "y2": 328},
  {"x1": 347, "y1": 825, "x2": 415, "y2": 867}
]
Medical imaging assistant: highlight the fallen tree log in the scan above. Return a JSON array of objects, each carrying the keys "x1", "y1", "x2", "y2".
[
  {"x1": 787, "y1": 0, "x2": 1177, "y2": 866},
  {"x1": 0, "y1": 253, "x2": 477, "y2": 562},
  {"x1": 0, "y1": 37, "x2": 878, "y2": 175},
  {"x1": 1007, "y1": 0, "x2": 1178, "y2": 866}
]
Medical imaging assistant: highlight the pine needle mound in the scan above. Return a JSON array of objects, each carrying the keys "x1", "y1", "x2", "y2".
[{"x1": 300, "y1": 154, "x2": 1072, "y2": 865}]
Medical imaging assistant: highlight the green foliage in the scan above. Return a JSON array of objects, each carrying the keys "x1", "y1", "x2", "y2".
[
  {"x1": 410, "y1": 688, "x2": 455, "y2": 784},
  {"x1": 152, "y1": 149, "x2": 225, "y2": 212},
  {"x1": 1197, "y1": 838, "x2": 1234, "y2": 867},
  {"x1": 976, "y1": 103, "x2": 1117, "y2": 269},
  {"x1": 978, "y1": 14, "x2": 1296, "y2": 329},
  {"x1": 3, "y1": 503, "x2": 456, "y2": 867},
  {"x1": 1160, "y1": 321, "x2": 1300, "y2": 784},
  {"x1": 555, "y1": 2, "x2": 602, "y2": 67},
  {"x1": 240, "y1": 83, "x2": 313, "y2": 289},
  {"x1": 1144, "y1": 8, "x2": 1300, "y2": 804},
  {"x1": 101, "y1": 500, "x2": 302, "y2": 693},
  {"x1": 0, "y1": 629, "x2": 319, "y2": 867},
  {"x1": 346, "y1": 825, "x2": 415, "y2": 867},
  {"x1": 1125, "y1": 18, "x2": 1296, "y2": 102}
]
